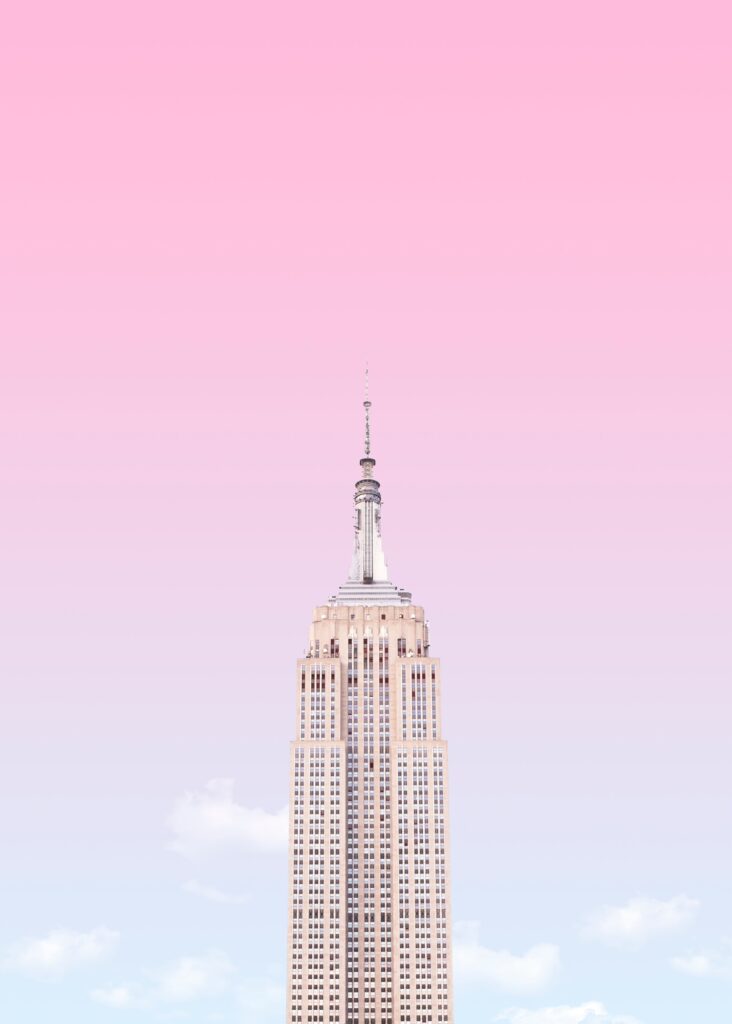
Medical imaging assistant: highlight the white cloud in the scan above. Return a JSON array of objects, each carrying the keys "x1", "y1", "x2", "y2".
[
  {"x1": 495, "y1": 1002, "x2": 642, "y2": 1024},
  {"x1": 154, "y1": 949, "x2": 237, "y2": 1002},
  {"x1": 167, "y1": 779, "x2": 288, "y2": 860},
  {"x1": 182, "y1": 879, "x2": 250, "y2": 906},
  {"x1": 671, "y1": 944, "x2": 732, "y2": 978},
  {"x1": 454, "y1": 922, "x2": 559, "y2": 993},
  {"x1": 91, "y1": 985, "x2": 140, "y2": 1008},
  {"x1": 582, "y1": 895, "x2": 699, "y2": 947},
  {"x1": 91, "y1": 951, "x2": 282, "y2": 1017},
  {"x1": 2, "y1": 927, "x2": 119, "y2": 979}
]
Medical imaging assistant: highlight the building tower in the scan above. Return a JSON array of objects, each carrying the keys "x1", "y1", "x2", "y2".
[{"x1": 286, "y1": 384, "x2": 453, "y2": 1024}]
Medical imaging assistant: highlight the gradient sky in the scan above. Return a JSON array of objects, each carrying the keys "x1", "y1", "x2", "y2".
[{"x1": 1, "y1": 3, "x2": 731, "y2": 1023}]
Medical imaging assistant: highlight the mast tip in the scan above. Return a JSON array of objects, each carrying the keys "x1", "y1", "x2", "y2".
[{"x1": 363, "y1": 367, "x2": 371, "y2": 456}]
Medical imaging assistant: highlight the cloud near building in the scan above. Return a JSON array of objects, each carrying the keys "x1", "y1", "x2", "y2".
[
  {"x1": 454, "y1": 921, "x2": 560, "y2": 993},
  {"x1": 166, "y1": 778, "x2": 288, "y2": 860},
  {"x1": 495, "y1": 1002, "x2": 642, "y2": 1024},
  {"x1": 182, "y1": 878, "x2": 250, "y2": 905},
  {"x1": 2, "y1": 927, "x2": 119, "y2": 980},
  {"x1": 582, "y1": 895, "x2": 699, "y2": 947},
  {"x1": 671, "y1": 943, "x2": 732, "y2": 978},
  {"x1": 91, "y1": 950, "x2": 284, "y2": 1017}
]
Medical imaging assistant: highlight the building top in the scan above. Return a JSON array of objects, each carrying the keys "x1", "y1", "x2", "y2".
[{"x1": 329, "y1": 372, "x2": 412, "y2": 607}]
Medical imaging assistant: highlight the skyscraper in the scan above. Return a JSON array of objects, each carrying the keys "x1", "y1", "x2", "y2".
[{"x1": 286, "y1": 387, "x2": 453, "y2": 1024}]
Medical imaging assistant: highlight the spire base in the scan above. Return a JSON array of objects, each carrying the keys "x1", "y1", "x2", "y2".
[{"x1": 330, "y1": 580, "x2": 412, "y2": 607}]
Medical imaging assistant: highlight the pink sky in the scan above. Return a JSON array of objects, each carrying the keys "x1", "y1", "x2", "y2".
[{"x1": 1, "y1": 4, "x2": 731, "y2": 1023}]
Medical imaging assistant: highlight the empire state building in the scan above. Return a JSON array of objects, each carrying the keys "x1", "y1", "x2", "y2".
[{"x1": 286, "y1": 389, "x2": 454, "y2": 1024}]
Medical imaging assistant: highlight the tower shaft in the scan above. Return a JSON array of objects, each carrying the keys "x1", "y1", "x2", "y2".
[{"x1": 286, "y1": 603, "x2": 453, "y2": 1024}]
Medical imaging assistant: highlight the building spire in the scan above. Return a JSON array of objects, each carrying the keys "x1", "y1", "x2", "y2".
[{"x1": 329, "y1": 371, "x2": 412, "y2": 605}]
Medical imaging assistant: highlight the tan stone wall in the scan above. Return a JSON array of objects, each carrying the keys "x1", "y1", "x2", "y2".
[{"x1": 287, "y1": 604, "x2": 453, "y2": 1024}]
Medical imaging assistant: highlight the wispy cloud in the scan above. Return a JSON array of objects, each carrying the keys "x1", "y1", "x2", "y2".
[
  {"x1": 92, "y1": 951, "x2": 236, "y2": 1010},
  {"x1": 495, "y1": 1002, "x2": 642, "y2": 1024},
  {"x1": 454, "y1": 922, "x2": 559, "y2": 993},
  {"x1": 183, "y1": 879, "x2": 250, "y2": 905},
  {"x1": 671, "y1": 942, "x2": 732, "y2": 978},
  {"x1": 91, "y1": 951, "x2": 284, "y2": 1017},
  {"x1": 2, "y1": 927, "x2": 119, "y2": 979},
  {"x1": 582, "y1": 896, "x2": 699, "y2": 948},
  {"x1": 91, "y1": 985, "x2": 139, "y2": 1008},
  {"x1": 166, "y1": 779, "x2": 288, "y2": 860},
  {"x1": 154, "y1": 949, "x2": 237, "y2": 1002}
]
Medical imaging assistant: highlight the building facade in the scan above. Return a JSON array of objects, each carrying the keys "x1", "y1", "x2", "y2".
[{"x1": 286, "y1": 393, "x2": 453, "y2": 1024}]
